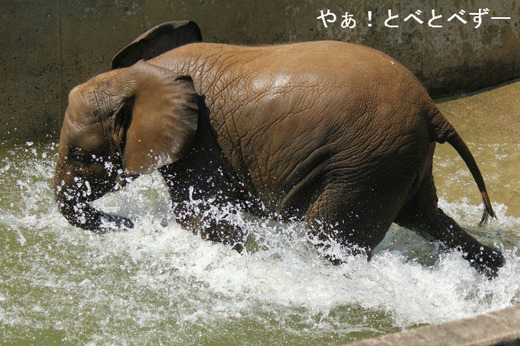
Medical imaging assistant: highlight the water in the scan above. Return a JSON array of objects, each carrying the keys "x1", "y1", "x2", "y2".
[{"x1": 1, "y1": 141, "x2": 519, "y2": 345}]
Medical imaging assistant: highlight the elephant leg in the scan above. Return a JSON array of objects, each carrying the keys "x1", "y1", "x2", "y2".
[
  {"x1": 395, "y1": 171, "x2": 505, "y2": 277},
  {"x1": 173, "y1": 199, "x2": 247, "y2": 253},
  {"x1": 160, "y1": 167, "x2": 247, "y2": 252},
  {"x1": 304, "y1": 184, "x2": 396, "y2": 263}
]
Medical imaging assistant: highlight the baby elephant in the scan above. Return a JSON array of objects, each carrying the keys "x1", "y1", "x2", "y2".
[{"x1": 54, "y1": 21, "x2": 504, "y2": 276}]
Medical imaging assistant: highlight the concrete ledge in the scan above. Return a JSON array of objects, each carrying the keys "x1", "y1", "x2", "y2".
[{"x1": 352, "y1": 305, "x2": 520, "y2": 346}]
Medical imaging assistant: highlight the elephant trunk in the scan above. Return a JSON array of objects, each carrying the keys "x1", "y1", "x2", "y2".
[
  {"x1": 54, "y1": 160, "x2": 134, "y2": 232},
  {"x1": 57, "y1": 199, "x2": 134, "y2": 232}
]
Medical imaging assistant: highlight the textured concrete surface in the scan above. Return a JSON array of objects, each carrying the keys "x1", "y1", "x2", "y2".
[
  {"x1": 0, "y1": 0, "x2": 61, "y2": 140},
  {"x1": 0, "y1": 0, "x2": 519, "y2": 140},
  {"x1": 352, "y1": 305, "x2": 520, "y2": 345}
]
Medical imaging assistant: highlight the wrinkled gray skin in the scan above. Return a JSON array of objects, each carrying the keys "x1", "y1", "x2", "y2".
[{"x1": 55, "y1": 21, "x2": 504, "y2": 277}]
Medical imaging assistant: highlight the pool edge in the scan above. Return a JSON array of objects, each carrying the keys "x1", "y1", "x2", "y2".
[{"x1": 351, "y1": 305, "x2": 520, "y2": 345}]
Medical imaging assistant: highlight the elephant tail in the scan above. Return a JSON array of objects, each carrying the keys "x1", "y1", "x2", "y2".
[{"x1": 429, "y1": 108, "x2": 496, "y2": 226}]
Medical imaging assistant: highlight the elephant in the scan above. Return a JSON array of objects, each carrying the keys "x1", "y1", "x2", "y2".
[{"x1": 54, "y1": 21, "x2": 505, "y2": 276}]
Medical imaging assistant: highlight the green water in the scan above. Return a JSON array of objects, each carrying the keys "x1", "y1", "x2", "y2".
[{"x1": 1, "y1": 141, "x2": 519, "y2": 345}]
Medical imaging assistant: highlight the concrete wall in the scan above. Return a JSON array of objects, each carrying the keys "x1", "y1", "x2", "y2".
[
  {"x1": 1, "y1": 0, "x2": 519, "y2": 140},
  {"x1": 352, "y1": 305, "x2": 520, "y2": 346}
]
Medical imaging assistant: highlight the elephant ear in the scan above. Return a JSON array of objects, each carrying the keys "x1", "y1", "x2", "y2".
[
  {"x1": 111, "y1": 21, "x2": 202, "y2": 69},
  {"x1": 113, "y1": 61, "x2": 199, "y2": 174}
]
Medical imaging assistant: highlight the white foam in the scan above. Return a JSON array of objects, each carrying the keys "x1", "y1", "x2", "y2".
[{"x1": 0, "y1": 142, "x2": 518, "y2": 344}]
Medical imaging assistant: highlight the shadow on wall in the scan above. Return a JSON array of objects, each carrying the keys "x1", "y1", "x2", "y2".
[{"x1": 1, "y1": 0, "x2": 519, "y2": 141}]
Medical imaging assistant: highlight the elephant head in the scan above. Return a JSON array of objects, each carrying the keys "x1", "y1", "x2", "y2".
[{"x1": 54, "y1": 61, "x2": 199, "y2": 232}]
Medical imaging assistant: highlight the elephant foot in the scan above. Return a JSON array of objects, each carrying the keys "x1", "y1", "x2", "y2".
[
  {"x1": 231, "y1": 242, "x2": 245, "y2": 253},
  {"x1": 87, "y1": 210, "x2": 134, "y2": 234},
  {"x1": 465, "y1": 246, "x2": 505, "y2": 279},
  {"x1": 98, "y1": 212, "x2": 134, "y2": 233}
]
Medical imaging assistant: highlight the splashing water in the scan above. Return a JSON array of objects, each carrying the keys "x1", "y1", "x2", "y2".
[{"x1": 1, "y1": 141, "x2": 519, "y2": 344}]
